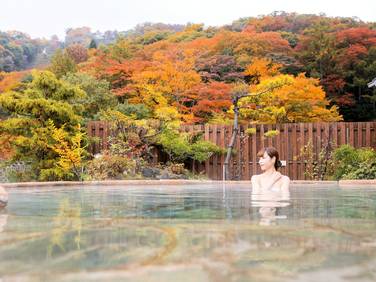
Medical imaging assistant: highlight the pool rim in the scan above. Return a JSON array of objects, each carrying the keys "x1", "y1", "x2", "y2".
[{"x1": 1, "y1": 179, "x2": 375, "y2": 189}]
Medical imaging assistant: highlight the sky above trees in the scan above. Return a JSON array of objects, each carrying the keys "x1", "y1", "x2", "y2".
[{"x1": 1, "y1": 0, "x2": 376, "y2": 39}]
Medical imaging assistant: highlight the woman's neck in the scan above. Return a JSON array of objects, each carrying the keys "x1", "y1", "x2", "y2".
[{"x1": 263, "y1": 168, "x2": 277, "y2": 176}]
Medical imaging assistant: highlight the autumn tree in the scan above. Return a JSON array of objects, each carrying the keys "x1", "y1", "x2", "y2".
[
  {"x1": 62, "y1": 72, "x2": 117, "y2": 120},
  {"x1": 195, "y1": 54, "x2": 244, "y2": 82},
  {"x1": 65, "y1": 27, "x2": 92, "y2": 47},
  {"x1": 187, "y1": 81, "x2": 232, "y2": 123},
  {"x1": 131, "y1": 47, "x2": 201, "y2": 120},
  {"x1": 66, "y1": 44, "x2": 89, "y2": 64},
  {"x1": 49, "y1": 49, "x2": 77, "y2": 78},
  {"x1": 239, "y1": 73, "x2": 342, "y2": 123},
  {"x1": 0, "y1": 70, "x2": 86, "y2": 180}
]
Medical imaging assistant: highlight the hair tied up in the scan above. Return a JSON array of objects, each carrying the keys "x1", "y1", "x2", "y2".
[{"x1": 276, "y1": 160, "x2": 282, "y2": 168}]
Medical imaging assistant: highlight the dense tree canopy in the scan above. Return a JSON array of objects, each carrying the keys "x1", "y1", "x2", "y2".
[
  {"x1": 2, "y1": 12, "x2": 376, "y2": 182},
  {"x1": 2, "y1": 12, "x2": 376, "y2": 123}
]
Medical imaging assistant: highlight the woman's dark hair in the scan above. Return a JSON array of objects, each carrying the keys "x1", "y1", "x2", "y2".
[{"x1": 257, "y1": 147, "x2": 282, "y2": 170}]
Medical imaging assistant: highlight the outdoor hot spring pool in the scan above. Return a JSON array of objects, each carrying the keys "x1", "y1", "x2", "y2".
[{"x1": 0, "y1": 183, "x2": 376, "y2": 282}]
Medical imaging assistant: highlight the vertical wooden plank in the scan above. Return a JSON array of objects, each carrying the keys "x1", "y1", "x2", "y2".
[
  {"x1": 308, "y1": 123, "x2": 313, "y2": 146},
  {"x1": 198, "y1": 124, "x2": 205, "y2": 173},
  {"x1": 227, "y1": 125, "x2": 233, "y2": 179},
  {"x1": 340, "y1": 123, "x2": 346, "y2": 146},
  {"x1": 332, "y1": 122, "x2": 338, "y2": 148},
  {"x1": 284, "y1": 124, "x2": 290, "y2": 179},
  {"x1": 188, "y1": 125, "x2": 195, "y2": 173},
  {"x1": 366, "y1": 122, "x2": 371, "y2": 147},
  {"x1": 312, "y1": 123, "x2": 318, "y2": 179},
  {"x1": 91, "y1": 122, "x2": 96, "y2": 154},
  {"x1": 275, "y1": 124, "x2": 281, "y2": 154},
  {"x1": 265, "y1": 124, "x2": 271, "y2": 147},
  {"x1": 97, "y1": 121, "x2": 101, "y2": 152},
  {"x1": 236, "y1": 126, "x2": 241, "y2": 179},
  {"x1": 204, "y1": 124, "x2": 210, "y2": 179},
  {"x1": 299, "y1": 123, "x2": 305, "y2": 180},
  {"x1": 260, "y1": 124, "x2": 265, "y2": 149},
  {"x1": 244, "y1": 125, "x2": 250, "y2": 180},
  {"x1": 251, "y1": 125, "x2": 257, "y2": 176},
  {"x1": 357, "y1": 122, "x2": 363, "y2": 147},
  {"x1": 101, "y1": 121, "x2": 106, "y2": 152},
  {"x1": 219, "y1": 125, "x2": 225, "y2": 180},
  {"x1": 269, "y1": 124, "x2": 274, "y2": 147},
  {"x1": 278, "y1": 125, "x2": 285, "y2": 176},
  {"x1": 216, "y1": 125, "x2": 221, "y2": 180},
  {"x1": 349, "y1": 122, "x2": 354, "y2": 147},
  {"x1": 212, "y1": 124, "x2": 218, "y2": 180},
  {"x1": 291, "y1": 123, "x2": 297, "y2": 180},
  {"x1": 307, "y1": 123, "x2": 313, "y2": 180},
  {"x1": 87, "y1": 122, "x2": 91, "y2": 154},
  {"x1": 97, "y1": 122, "x2": 101, "y2": 154},
  {"x1": 324, "y1": 123, "x2": 330, "y2": 144},
  {"x1": 103, "y1": 121, "x2": 108, "y2": 151},
  {"x1": 305, "y1": 123, "x2": 310, "y2": 179},
  {"x1": 316, "y1": 123, "x2": 322, "y2": 155},
  {"x1": 87, "y1": 122, "x2": 93, "y2": 155},
  {"x1": 96, "y1": 121, "x2": 101, "y2": 154}
]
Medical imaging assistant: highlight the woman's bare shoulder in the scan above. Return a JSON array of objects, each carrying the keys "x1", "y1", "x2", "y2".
[
  {"x1": 280, "y1": 175, "x2": 290, "y2": 186},
  {"x1": 251, "y1": 174, "x2": 260, "y2": 181},
  {"x1": 281, "y1": 175, "x2": 290, "y2": 181}
]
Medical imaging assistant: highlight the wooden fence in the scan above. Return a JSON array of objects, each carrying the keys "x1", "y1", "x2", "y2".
[{"x1": 87, "y1": 121, "x2": 376, "y2": 180}]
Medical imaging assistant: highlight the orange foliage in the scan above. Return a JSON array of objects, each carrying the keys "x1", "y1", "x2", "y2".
[
  {"x1": 244, "y1": 58, "x2": 281, "y2": 84},
  {"x1": 186, "y1": 81, "x2": 232, "y2": 123},
  {"x1": 245, "y1": 15, "x2": 291, "y2": 32},
  {"x1": 0, "y1": 71, "x2": 29, "y2": 93},
  {"x1": 80, "y1": 51, "x2": 150, "y2": 98},
  {"x1": 77, "y1": 15, "x2": 360, "y2": 122},
  {"x1": 336, "y1": 27, "x2": 376, "y2": 47},
  {"x1": 0, "y1": 134, "x2": 15, "y2": 160},
  {"x1": 131, "y1": 47, "x2": 201, "y2": 112}
]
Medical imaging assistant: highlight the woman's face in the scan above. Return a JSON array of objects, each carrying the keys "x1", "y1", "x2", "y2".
[{"x1": 258, "y1": 151, "x2": 275, "y2": 171}]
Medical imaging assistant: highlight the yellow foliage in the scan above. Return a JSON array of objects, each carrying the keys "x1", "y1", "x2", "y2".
[
  {"x1": 132, "y1": 48, "x2": 201, "y2": 112},
  {"x1": 45, "y1": 120, "x2": 86, "y2": 179},
  {"x1": 240, "y1": 73, "x2": 343, "y2": 123},
  {"x1": 244, "y1": 58, "x2": 281, "y2": 83},
  {"x1": 155, "y1": 106, "x2": 181, "y2": 122}
]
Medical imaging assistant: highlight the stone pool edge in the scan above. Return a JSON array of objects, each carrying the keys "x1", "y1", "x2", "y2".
[{"x1": 1, "y1": 179, "x2": 375, "y2": 188}]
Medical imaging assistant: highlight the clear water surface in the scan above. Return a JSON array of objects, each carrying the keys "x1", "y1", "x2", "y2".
[{"x1": 0, "y1": 183, "x2": 376, "y2": 282}]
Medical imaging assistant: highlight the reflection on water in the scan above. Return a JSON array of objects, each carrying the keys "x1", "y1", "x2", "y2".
[
  {"x1": 0, "y1": 184, "x2": 376, "y2": 281},
  {"x1": 48, "y1": 198, "x2": 82, "y2": 257},
  {"x1": 251, "y1": 184, "x2": 291, "y2": 226}
]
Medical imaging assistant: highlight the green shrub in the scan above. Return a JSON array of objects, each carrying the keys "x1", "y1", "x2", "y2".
[
  {"x1": 157, "y1": 127, "x2": 225, "y2": 163},
  {"x1": 332, "y1": 145, "x2": 376, "y2": 180},
  {"x1": 343, "y1": 159, "x2": 376, "y2": 180}
]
